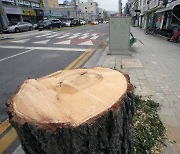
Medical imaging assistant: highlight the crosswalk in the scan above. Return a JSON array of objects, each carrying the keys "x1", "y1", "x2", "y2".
[{"x1": 9, "y1": 32, "x2": 103, "y2": 46}]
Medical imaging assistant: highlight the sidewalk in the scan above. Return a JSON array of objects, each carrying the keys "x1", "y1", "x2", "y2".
[{"x1": 96, "y1": 27, "x2": 180, "y2": 153}]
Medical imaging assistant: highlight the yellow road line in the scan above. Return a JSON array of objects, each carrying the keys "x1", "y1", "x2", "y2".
[
  {"x1": 0, "y1": 128, "x2": 17, "y2": 154},
  {"x1": 0, "y1": 119, "x2": 10, "y2": 135},
  {"x1": 73, "y1": 48, "x2": 94, "y2": 68},
  {"x1": 64, "y1": 48, "x2": 90, "y2": 70}
]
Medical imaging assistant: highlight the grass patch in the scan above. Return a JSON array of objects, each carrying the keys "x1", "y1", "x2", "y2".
[{"x1": 133, "y1": 96, "x2": 167, "y2": 154}]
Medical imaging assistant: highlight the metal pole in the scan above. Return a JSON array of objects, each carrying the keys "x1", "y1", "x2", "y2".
[
  {"x1": 0, "y1": 0, "x2": 9, "y2": 27},
  {"x1": 73, "y1": 0, "x2": 77, "y2": 19},
  {"x1": 119, "y1": 0, "x2": 121, "y2": 16}
]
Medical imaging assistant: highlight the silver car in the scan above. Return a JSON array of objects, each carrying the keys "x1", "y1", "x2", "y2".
[{"x1": 3, "y1": 22, "x2": 33, "y2": 33}]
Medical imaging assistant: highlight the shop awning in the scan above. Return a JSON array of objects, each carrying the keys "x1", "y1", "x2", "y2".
[{"x1": 155, "y1": 4, "x2": 180, "y2": 13}]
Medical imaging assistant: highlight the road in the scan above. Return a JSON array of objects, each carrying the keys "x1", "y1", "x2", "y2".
[{"x1": 0, "y1": 24, "x2": 109, "y2": 153}]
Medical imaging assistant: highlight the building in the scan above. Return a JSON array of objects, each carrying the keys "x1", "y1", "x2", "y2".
[
  {"x1": 98, "y1": 8, "x2": 104, "y2": 22},
  {"x1": 155, "y1": 0, "x2": 180, "y2": 35},
  {"x1": 78, "y1": 0, "x2": 99, "y2": 22},
  {"x1": 0, "y1": 0, "x2": 44, "y2": 27},
  {"x1": 43, "y1": 0, "x2": 61, "y2": 18},
  {"x1": 58, "y1": 3, "x2": 77, "y2": 19},
  {"x1": 129, "y1": 0, "x2": 180, "y2": 36}
]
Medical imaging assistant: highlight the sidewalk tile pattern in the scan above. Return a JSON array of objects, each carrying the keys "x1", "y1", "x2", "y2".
[{"x1": 102, "y1": 27, "x2": 180, "y2": 154}]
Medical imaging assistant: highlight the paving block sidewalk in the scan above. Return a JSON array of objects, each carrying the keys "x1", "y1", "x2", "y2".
[{"x1": 101, "y1": 27, "x2": 180, "y2": 153}]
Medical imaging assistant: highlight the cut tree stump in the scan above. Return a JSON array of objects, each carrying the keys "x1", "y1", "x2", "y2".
[{"x1": 7, "y1": 67, "x2": 134, "y2": 154}]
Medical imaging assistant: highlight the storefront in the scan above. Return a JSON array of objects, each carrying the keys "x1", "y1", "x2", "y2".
[
  {"x1": 145, "y1": 0, "x2": 160, "y2": 28},
  {"x1": 155, "y1": 1, "x2": 180, "y2": 36},
  {"x1": 3, "y1": 5, "x2": 38, "y2": 24},
  {"x1": 21, "y1": 8, "x2": 36, "y2": 23},
  {"x1": 3, "y1": 6, "x2": 21, "y2": 23},
  {"x1": 34, "y1": 9, "x2": 43, "y2": 23}
]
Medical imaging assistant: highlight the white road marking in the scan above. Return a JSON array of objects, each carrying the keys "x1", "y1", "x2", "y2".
[
  {"x1": 35, "y1": 32, "x2": 56, "y2": 38},
  {"x1": 79, "y1": 35, "x2": 89, "y2": 39},
  {"x1": 57, "y1": 35, "x2": 69, "y2": 39},
  {"x1": 0, "y1": 45, "x2": 86, "y2": 51},
  {"x1": 65, "y1": 33, "x2": 71, "y2": 35},
  {"x1": 54, "y1": 40, "x2": 71, "y2": 45},
  {"x1": 33, "y1": 39, "x2": 50, "y2": 44},
  {"x1": 0, "y1": 45, "x2": 24, "y2": 49},
  {"x1": 90, "y1": 36, "x2": 99, "y2": 40},
  {"x1": 82, "y1": 33, "x2": 89, "y2": 35},
  {"x1": 73, "y1": 33, "x2": 81, "y2": 35},
  {"x1": 91, "y1": 33, "x2": 98, "y2": 36},
  {"x1": 78, "y1": 40, "x2": 93, "y2": 46},
  {"x1": 86, "y1": 30, "x2": 93, "y2": 32},
  {"x1": 11, "y1": 39, "x2": 30, "y2": 43},
  {"x1": 69, "y1": 35, "x2": 80, "y2": 39},
  {"x1": 0, "y1": 49, "x2": 34, "y2": 62},
  {"x1": 46, "y1": 33, "x2": 62, "y2": 38}
]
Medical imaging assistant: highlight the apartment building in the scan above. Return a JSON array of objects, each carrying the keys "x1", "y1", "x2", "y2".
[
  {"x1": 78, "y1": 0, "x2": 99, "y2": 21},
  {"x1": 98, "y1": 8, "x2": 104, "y2": 20}
]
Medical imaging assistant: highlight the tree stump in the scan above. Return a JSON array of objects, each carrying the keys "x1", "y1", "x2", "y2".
[{"x1": 7, "y1": 67, "x2": 134, "y2": 154}]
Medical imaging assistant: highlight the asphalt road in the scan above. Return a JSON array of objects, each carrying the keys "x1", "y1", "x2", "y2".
[{"x1": 0, "y1": 24, "x2": 109, "y2": 153}]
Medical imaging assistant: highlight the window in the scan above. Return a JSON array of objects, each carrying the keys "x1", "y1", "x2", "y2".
[
  {"x1": 31, "y1": 2, "x2": 40, "y2": 8},
  {"x1": 17, "y1": 0, "x2": 23, "y2": 4},
  {"x1": 2, "y1": 0, "x2": 14, "y2": 3},
  {"x1": 91, "y1": 3, "x2": 92, "y2": 5},
  {"x1": 24, "y1": 0, "x2": 30, "y2": 6}
]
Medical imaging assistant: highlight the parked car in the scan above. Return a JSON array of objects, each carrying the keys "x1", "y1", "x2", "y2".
[
  {"x1": 64, "y1": 21, "x2": 71, "y2": 27},
  {"x1": 80, "y1": 20, "x2": 86, "y2": 25},
  {"x1": 64, "y1": 20, "x2": 80, "y2": 27},
  {"x1": 33, "y1": 24, "x2": 38, "y2": 30},
  {"x1": 38, "y1": 19, "x2": 62, "y2": 30},
  {"x1": 3, "y1": 22, "x2": 33, "y2": 33},
  {"x1": 61, "y1": 21, "x2": 66, "y2": 27},
  {"x1": 103, "y1": 20, "x2": 109, "y2": 24},
  {"x1": 70, "y1": 19, "x2": 80, "y2": 26},
  {"x1": 92, "y1": 21, "x2": 99, "y2": 25}
]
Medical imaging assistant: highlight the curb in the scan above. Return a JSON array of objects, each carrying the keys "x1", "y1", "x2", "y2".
[{"x1": 83, "y1": 39, "x2": 109, "y2": 68}]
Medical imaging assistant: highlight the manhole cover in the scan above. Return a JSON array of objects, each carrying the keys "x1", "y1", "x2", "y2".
[{"x1": 122, "y1": 59, "x2": 143, "y2": 68}]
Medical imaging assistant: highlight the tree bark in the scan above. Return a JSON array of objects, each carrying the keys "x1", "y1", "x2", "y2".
[{"x1": 7, "y1": 67, "x2": 134, "y2": 154}]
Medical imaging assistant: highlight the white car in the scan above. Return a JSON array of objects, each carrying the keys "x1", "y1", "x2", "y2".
[
  {"x1": 103, "y1": 21, "x2": 109, "y2": 24},
  {"x1": 93, "y1": 21, "x2": 99, "y2": 25},
  {"x1": 64, "y1": 21, "x2": 71, "y2": 27},
  {"x1": 80, "y1": 20, "x2": 86, "y2": 25}
]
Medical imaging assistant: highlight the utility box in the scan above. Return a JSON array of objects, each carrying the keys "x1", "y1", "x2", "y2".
[{"x1": 109, "y1": 17, "x2": 131, "y2": 55}]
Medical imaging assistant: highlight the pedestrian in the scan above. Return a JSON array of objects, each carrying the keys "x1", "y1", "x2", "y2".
[{"x1": 168, "y1": 26, "x2": 180, "y2": 43}]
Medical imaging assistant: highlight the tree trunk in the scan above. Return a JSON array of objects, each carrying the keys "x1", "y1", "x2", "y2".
[{"x1": 7, "y1": 67, "x2": 134, "y2": 154}]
